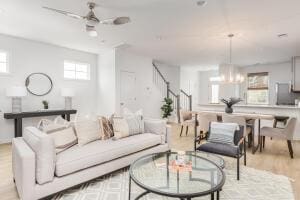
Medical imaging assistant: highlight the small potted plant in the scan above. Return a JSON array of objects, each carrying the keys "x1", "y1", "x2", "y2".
[
  {"x1": 42, "y1": 100, "x2": 49, "y2": 110},
  {"x1": 220, "y1": 97, "x2": 242, "y2": 113},
  {"x1": 161, "y1": 97, "x2": 174, "y2": 119}
]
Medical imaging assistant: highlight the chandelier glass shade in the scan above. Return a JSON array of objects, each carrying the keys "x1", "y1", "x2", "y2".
[{"x1": 219, "y1": 34, "x2": 244, "y2": 84}]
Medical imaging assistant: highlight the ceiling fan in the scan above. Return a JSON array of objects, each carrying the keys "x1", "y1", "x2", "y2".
[{"x1": 43, "y1": 2, "x2": 131, "y2": 37}]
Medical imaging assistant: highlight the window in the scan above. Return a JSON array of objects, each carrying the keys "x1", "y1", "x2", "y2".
[
  {"x1": 247, "y1": 72, "x2": 269, "y2": 104},
  {"x1": 64, "y1": 61, "x2": 90, "y2": 80},
  {"x1": 0, "y1": 51, "x2": 9, "y2": 73},
  {"x1": 211, "y1": 84, "x2": 219, "y2": 104}
]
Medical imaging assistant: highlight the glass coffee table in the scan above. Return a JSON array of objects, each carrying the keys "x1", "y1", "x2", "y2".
[{"x1": 129, "y1": 152, "x2": 225, "y2": 200}]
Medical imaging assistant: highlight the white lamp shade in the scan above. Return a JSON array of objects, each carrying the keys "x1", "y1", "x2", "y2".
[
  {"x1": 6, "y1": 86, "x2": 27, "y2": 97},
  {"x1": 61, "y1": 88, "x2": 75, "y2": 97}
]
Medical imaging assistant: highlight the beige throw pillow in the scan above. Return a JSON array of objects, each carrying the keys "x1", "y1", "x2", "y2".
[
  {"x1": 37, "y1": 118, "x2": 77, "y2": 153},
  {"x1": 47, "y1": 127, "x2": 77, "y2": 153},
  {"x1": 74, "y1": 119, "x2": 101, "y2": 146},
  {"x1": 113, "y1": 114, "x2": 144, "y2": 140}
]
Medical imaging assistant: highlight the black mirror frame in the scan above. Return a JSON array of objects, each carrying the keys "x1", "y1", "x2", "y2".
[{"x1": 25, "y1": 73, "x2": 53, "y2": 96}]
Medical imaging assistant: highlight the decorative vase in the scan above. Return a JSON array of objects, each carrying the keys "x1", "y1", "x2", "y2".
[
  {"x1": 225, "y1": 107, "x2": 233, "y2": 114},
  {"x1": 44, "y1": 105, "x2": 49, "y2": 109}
]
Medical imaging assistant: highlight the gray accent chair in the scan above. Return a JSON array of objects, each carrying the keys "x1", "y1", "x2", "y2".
[
  {"x1": 260, "y1": 118, "x2": 296, "y2": 158},
  {"x1": 196, "y1": 124, "x2": 246, "y2": 180}
]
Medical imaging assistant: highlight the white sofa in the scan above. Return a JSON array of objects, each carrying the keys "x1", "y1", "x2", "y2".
[{"x1": 12, "y1": 119, "x2": 171, "y2": 200}]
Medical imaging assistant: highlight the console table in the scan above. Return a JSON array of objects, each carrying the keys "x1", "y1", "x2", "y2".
[{"x1": 4, "y1": 109, "x2": 77, "y2": 137}]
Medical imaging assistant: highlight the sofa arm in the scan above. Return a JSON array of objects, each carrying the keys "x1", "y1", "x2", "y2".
[
  {"x1": 12, "y1": 138, "x2": 36, "y2": 200},
  {"x1": 144, "y1": 118, "x2": 171, "y2": 146}
]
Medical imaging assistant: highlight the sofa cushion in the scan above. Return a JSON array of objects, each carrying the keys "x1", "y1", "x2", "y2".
[
  {"x1": 55, "y1": 133, "x2": 161, "y2": 176},
  {"x1": 144, "y1": 119, "x2": 167, "y2": 144},
  {"x1": 23, "y1": 127, "x2": 56, "y2": 184}
]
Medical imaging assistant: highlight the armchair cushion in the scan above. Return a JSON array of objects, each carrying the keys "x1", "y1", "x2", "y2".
[
  {"x1": 23, "y1": 127, "x2": 56, "y2": 184},
  {"x1": 197, "y1": 143, "x2": 239, "y2": 157}
]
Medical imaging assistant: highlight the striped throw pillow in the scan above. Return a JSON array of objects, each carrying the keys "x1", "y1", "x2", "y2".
[
  {"x1": 112, "y1": 115, "x2": 144, "y2": 140},
  {"x1": 208, "y1": 122, "x2": 239, "y2": 145}
]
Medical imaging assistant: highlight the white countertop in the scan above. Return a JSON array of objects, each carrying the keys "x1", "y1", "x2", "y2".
[{"x1": 198, "y1": 104, "x2": 300, "y2": 109}]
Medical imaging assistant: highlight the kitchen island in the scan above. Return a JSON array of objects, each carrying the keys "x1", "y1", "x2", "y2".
[{"x1": 197, "y1": 104, "x2": 300, "y2": 140}]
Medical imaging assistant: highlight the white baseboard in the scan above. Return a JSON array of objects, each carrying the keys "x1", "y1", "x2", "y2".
[{"x1": 0, "y1": 138, "x2": 12, "y2": 144}]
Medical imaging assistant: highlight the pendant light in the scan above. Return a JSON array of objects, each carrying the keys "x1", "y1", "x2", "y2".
[{"x1": 219, "y1": 34, "x2": 244, "y2": 83}]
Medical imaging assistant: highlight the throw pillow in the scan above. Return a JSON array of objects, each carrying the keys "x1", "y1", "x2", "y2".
[
  {"x1": 113, "y1": 114, "x2": 144, "y2": 140},
  {"x1": 47, "y1": 127, "x2": 77, "y2": 153},
  {"x1": 74, "y1": 119, "x2": 101, "y2": 146},
  {"x1": 98, "y1": 116, "x2": 114, "y2": 140},
  {"x1": 37, "y1": 118, "x2": 77, "y2": 153},
  {"x1": 208, "y1": 122, "x2": 239, "y2": 145}
]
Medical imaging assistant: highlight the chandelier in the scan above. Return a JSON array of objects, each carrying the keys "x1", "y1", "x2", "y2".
[{"x1": 219, "y1": 34, "x2": 244, "y2": 83}]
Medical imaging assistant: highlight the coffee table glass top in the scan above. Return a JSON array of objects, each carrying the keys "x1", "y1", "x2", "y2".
[
  {"x1": 130, "y1": 152, "x2": 225, "y2": 197},
  {"x1": 187, "y1": 151, "x2": 225, "y2": 169}
]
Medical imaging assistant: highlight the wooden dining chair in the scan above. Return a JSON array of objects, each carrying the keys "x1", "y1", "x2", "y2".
[{"x1": 260, "y1": 118, "x2": 296, "y2": 158}]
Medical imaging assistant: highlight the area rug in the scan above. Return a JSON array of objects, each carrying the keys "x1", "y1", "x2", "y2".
[{"x1": 51, "y1": 160, "x2": 294, "y2": 200}]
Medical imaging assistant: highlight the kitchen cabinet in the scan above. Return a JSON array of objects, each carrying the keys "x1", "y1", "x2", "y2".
[{"x1": 292, "y1": 56, "x2": 300, "y2": 92}]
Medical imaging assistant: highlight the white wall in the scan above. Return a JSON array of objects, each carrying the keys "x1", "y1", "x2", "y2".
[
  {"x1": 97, "y1": 50, "x2": 116, "y2": 116},
  {"x1": 0, "y1": 34, "x2": 97, "y2": 143},
  {"x1": 240, "y1": 62, "x2": 292, "y2": 105},
  {"x1": 198, "y1": 70, "x2": 219, "y2": 104},
  {"x1": 195, "y1": 62, "x2": 293, "y2": 105},
  {"x1": 180, "y1": 68, "x2": 199, "y2": 108},
  {"x1": 114, "y1": 49, "x2": 180, "y2": 118}
]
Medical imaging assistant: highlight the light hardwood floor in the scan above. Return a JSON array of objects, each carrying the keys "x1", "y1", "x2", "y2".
[{"x1": 0, "y1": 124, "x2": 299, "y2": 200}]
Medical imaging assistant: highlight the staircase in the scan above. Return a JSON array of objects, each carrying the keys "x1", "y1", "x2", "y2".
[{"x1": 152, "y1": 62, "x2": 192, "y2": 122}]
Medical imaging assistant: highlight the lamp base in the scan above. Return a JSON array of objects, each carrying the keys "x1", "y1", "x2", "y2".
[
  {"x1": 12, "y1": 97, "x2": 22, "y2": 113},
  {"x1": 65, "y1": 97, "x2": 72, "y2": 110}
]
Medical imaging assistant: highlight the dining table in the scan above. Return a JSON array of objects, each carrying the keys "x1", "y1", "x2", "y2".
[{"x1": 192, "y1": 110, "x2": 274, "y2": 154}]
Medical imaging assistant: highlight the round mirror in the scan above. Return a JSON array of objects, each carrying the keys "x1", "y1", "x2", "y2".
[{"x1": 25, "y1": 73, "x2": 53, "y2": 96}]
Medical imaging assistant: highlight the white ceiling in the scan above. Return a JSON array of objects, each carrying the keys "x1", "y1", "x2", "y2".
[{"x1": 1, "y1": 0, "x2": 300, "y2": 67}]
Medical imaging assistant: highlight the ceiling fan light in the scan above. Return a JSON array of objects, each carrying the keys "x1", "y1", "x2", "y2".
[{"x1": 86, "y1": 25, "x2": 98, "y2": 37}]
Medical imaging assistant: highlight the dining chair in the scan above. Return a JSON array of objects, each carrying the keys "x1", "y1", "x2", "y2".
[
  {"x1": 179, "y1": 109, "x2": 195, "y2": 137},
  {"x1": 260, "y1": 118, "x2": 296, "y2": 158},
  {"x1": 196, "y1": 113, "x2": 218, "y2": 144},
  {"x1": 222, "y1": 114, "x2": 253, "y2": 148}
]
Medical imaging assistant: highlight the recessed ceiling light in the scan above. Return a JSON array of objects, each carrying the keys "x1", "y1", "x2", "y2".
[
  {"x1": 197, "y1": 1, "x2": 207, "y2": 7},
  {"x1": 278, "y1": 33, "x2": 288, "y2": 38}
]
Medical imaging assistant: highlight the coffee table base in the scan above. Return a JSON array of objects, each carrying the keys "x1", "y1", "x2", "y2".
[{"x1": 129, "y1": 176, "x2": 221, "y2": 200}]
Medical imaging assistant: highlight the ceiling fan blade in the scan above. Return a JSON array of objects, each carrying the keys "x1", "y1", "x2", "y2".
[
  {"x1": 43, "y1": 6, "x2": 85, "y2": 19},
  {"x1": 100, "y1": 17, "x2": 131, "y2": 25}
]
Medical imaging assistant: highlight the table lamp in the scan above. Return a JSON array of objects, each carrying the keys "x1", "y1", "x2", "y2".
[
  {"x1": 61, "y1": 88, "x2": 75, "y2": 110},
  {"x1": 6, "y1": 86, "x2": 27, "y2": 113}
]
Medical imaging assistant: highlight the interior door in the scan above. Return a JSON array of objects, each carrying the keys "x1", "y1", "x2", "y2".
[{"x1": 120, "y1": 71, "x2": 137, "y2": 113}]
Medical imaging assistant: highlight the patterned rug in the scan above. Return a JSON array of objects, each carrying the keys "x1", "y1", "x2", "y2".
[{"x1": 51, "y1": 159, "x2": 294, "y2": 200}]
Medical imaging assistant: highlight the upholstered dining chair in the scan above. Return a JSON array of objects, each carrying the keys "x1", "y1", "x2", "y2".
[
  {"x1": 196, "y1": 113, "x2": 218, "y2": 143},
  {"x1": 179, "y1": 109, "x2": 195, "y2": 136},
  {"x1": 260, "y1": 118, "x2": 296, "y2": 158},
  {"x1": 222, "y1": 114, "x2": 253, "y2": 148}
]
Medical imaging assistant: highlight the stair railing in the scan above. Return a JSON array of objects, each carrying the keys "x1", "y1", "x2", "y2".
[
  {"x1": 180, "y1": 89, "x2": 192, "y2": 111},
  {"x1": 153, "y1": 62, "x2": 180, "y2": 121}
]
